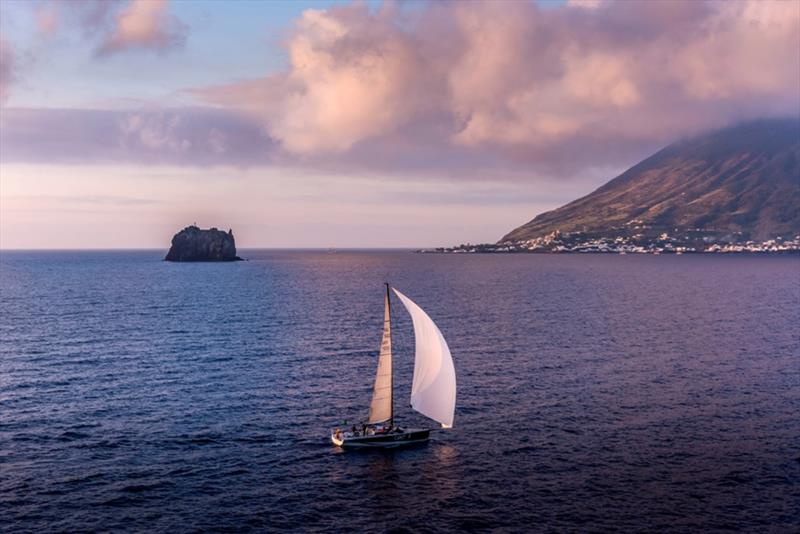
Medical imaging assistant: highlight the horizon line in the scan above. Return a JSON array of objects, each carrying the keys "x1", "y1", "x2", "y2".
[{"x1": 0, "y1": 247, "x2": 426, "y2": 252}]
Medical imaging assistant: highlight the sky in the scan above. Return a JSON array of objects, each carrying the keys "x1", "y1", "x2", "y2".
[{"x1": 1, "y1": 0, "x2": 798, "y2": 249}]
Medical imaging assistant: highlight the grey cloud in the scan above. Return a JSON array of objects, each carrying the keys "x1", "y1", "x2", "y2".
[{"x1": 0, "y1": 107, "x2": 274, "y2": 166}]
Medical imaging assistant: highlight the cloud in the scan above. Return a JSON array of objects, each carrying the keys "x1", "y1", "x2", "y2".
[
  {"x1": 7, "y1": 194, "x2": 160, "y2": 206},
  {"x1": 35, "y1": 5, "x2": 60, "y2": 36},
  {"x1": 196, "y1": 0, "x2": 800, "y2": 176},
  {"x1": 31, "y1": 0, "x2": 185, "y2": 55},
  {"x1": 96, "y1": 0, "x2": 186, "y2": 56},
  {"x1": 3, "y1": 0, "x2": 798, "y2": 178},
  {"x1": 74, "y1": 0, "x2": 123, "y2": 35},
  {"x1": 567, "y1": 0, "x2": 604, "y2": 9},
  {"x1": 0, "y1": 39, "x2": 14, "y2": 103},
  {"x1": 0, "y1": 107, "x2": 272, "y2": 166}
]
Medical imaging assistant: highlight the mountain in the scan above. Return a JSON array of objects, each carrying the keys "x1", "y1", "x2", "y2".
[{"x1": 501, "y1": 118, "x2": 800, "y2": 243}]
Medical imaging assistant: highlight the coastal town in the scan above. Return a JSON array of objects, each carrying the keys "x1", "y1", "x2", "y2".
[{"x1": 430, "y1": 229, "x2": 800, "y2": 254}]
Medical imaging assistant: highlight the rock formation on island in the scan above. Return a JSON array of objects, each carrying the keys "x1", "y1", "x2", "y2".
[{"x1": 165, "y1": 225, "x2": 243, "y2": 262}]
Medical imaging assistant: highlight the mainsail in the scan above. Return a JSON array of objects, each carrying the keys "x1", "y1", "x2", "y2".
[
  {"x1": 367, "y1": 287, "x2": 393, "y2": 424},
  {"x1": 392, "y1": 289, "x2": 456, "y2": 428}
]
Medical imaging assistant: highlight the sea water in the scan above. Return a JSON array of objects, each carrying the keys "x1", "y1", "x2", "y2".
[{"x1": 1, "y1": 251, "x2": 798, "y2": 531}]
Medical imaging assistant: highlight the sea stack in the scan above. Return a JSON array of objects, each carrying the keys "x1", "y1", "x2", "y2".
[{"x1": 165, "y1": 225, "x2": 243, "y2": 262}]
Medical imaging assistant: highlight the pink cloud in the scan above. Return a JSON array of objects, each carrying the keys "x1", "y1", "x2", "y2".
[
  {"x1": 35, "y1": 5, "x2": 60, "y2": 36},
  {"x1": 27, "y1": 1, "x2": 184, "y2": 55},
  {"x1": 195, "y1": 0, "x2": 799, "y2": 176},
  {"x1": 3, "y1": 0, "x2": 798, "y2": 179},
  {"x1": 96, "y1": 0, "x2": 186, "y2": 56}
]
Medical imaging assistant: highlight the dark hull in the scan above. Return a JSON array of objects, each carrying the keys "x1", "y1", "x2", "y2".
[{"x1": 331, "y1": 429, "x2": 430, "y2": 449}]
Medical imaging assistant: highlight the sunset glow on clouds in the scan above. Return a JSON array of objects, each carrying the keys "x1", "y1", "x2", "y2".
[
  {"x1": 0, "y1": 0, "x2": 798, "y2": 248},
  {"x1": 97, "y1": 0, "x2": 186, "y2": 56},
  {"x1": 200, "y1": 0, "x2": 799, "y2": 172}
]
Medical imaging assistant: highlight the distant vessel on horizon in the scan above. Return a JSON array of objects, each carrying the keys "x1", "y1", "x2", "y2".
[{"x1": 331, "y1": 284, "x2": 456, "y2": 449}]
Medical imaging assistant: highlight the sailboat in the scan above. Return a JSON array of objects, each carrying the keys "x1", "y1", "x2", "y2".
[{"x1": 331, "y1": 284, "x2": 456, "y2": 449}]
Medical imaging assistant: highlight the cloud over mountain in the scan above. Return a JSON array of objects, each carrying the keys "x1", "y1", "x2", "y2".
[{"x1": 198, "y1": 0, "x2": 799, "y2": 175}]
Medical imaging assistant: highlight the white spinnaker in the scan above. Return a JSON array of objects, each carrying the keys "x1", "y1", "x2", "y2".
[
  {"x1": 392, "y1": 288, "x2": 456, "y2": 428},
  {"x1": 367, "y1": 291, "x2": 392, "y2": 424}
]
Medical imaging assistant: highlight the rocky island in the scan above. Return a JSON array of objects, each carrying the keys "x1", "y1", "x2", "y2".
[{"x1": 165, "y1": 225, "x2": 243, "y2": 261}]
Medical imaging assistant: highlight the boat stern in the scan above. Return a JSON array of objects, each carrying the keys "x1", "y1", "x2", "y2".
[{"x1": 331, "y1": 429, "x2": 345, "y2": 446}]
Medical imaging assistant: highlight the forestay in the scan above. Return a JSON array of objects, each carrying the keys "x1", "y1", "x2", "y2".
[
  {"x1": 367, "y1": 290, "x2": 393, "y2": 424},
  {"x1": 392, "y1": 289, "x2": 456, "y2": 428}
]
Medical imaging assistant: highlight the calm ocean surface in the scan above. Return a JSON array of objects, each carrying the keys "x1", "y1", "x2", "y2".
[{"x1": 1, "y1": 250, "x2": 799, "y2": 532}]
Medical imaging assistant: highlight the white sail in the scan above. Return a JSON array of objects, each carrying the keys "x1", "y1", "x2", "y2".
[
  {"x1": 367, "y1": 290, "x2": 392, "y2": 424},
  {"x1": 392, "y1": 288, "x2": 456, "y2": 428}
]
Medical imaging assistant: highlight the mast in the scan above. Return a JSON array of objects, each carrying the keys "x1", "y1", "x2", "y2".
[{"x1": 386, "y1": 282, "x2": 393, "y2": 428}]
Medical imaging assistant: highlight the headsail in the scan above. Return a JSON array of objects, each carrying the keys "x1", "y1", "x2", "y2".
[
  {"x1": 392, "y1": 288, "x2": 456, "y2": 428},
  {"x1": 367, "y1": 287, "x2": 393, "y2": 424}
]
